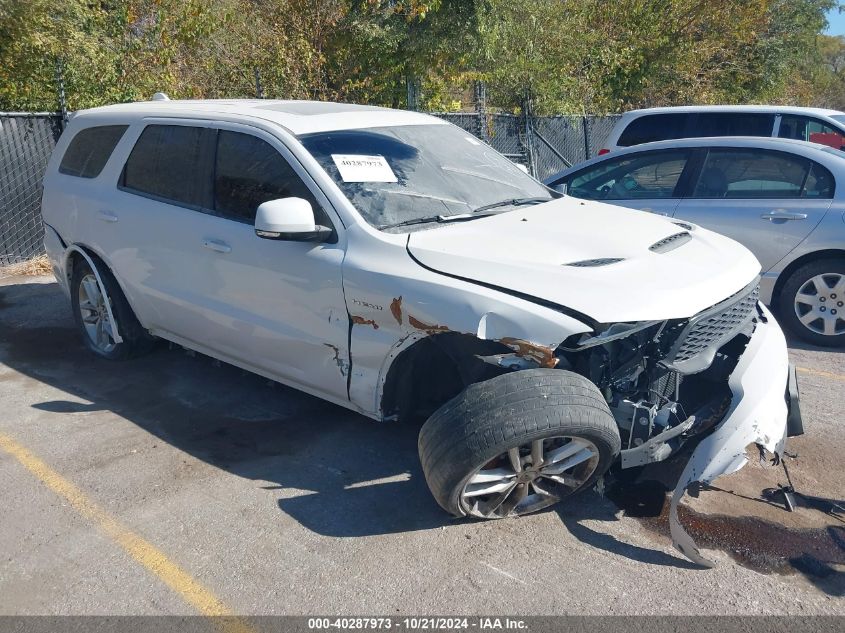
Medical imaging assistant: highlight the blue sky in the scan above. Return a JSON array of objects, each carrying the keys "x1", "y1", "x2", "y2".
[{"x1": 827, "y1": 6, "x2": 845, "y2": 35}]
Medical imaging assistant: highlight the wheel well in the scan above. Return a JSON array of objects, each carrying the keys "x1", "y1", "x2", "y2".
[
  {"x1": 771, "y1": 249, "x2": 845, "y2": 305},
  {"x1": 380, "y1": 332, "x2": 511, "y2": 423},
  {"x1": 65, "y1": 245, "x2": 106, "y2": 281},
  {"x1": 65, "y1": 249, "x2": 82, "y2": 285}
]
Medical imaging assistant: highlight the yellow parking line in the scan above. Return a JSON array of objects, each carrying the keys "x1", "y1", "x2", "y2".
[
  {"x1": 796, "y1": 366, "x2": 845, "y2": 382},
  {"x1": 0, "y1": 432, "x2": 254, "y2": 633}
]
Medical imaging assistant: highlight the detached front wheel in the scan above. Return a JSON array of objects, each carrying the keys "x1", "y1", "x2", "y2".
[{"x1": 418, "y1": 369, "x2": 620, "y2": 519}]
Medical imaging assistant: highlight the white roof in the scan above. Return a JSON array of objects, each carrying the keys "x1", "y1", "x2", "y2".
[
  {"x1": 73, "y1": 99, "x2": 445, "y2": 135},
  {"x1": 622, "y1": 104, "x2": 845, "y2": 118}
]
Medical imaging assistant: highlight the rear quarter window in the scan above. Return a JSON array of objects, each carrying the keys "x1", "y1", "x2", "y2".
[
  {"x1": 617, "y1": 114, "x2": 689, "y2": 146},
  {"x1": 59, "y1": 125, "x2": 128, "y2": 178}
]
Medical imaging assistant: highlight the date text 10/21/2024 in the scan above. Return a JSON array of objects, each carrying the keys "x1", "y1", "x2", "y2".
[{"x1": 307, "y1": 618, "x2": 528, "y2": 630}]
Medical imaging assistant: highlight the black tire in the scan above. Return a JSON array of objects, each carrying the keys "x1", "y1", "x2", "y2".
[
  {"x1": 70, "y1": 256, "x2": 154, "y2": 360},
  {"x1": 418, "y1": 369, "x2": 621, "y2": 519},
  {"x1": 777, "y1": 258, "x2": 845, "y2": 347}
]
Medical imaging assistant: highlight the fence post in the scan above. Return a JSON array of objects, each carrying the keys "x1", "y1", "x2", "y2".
[
  {"x1": 54, "y1": 57, "x2": 68, "y2": 130},
  {"x1": 521, "y1": 93, "x2": 537, "y2": 178},
  {"x1": 254, "y1": 68, "x2": 264, "y2": 99},
  {"x1": 582, "y1": 115, "x2": 591, "y2": 161},
  {"x1": 474, "y1": 81, "x2": 490, "y2": 143},
  {"x1": 406, "y1": 76, "x2": 419, "y2": 111}
]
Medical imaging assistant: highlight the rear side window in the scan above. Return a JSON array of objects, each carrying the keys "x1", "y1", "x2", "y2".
[
  {"x1": 59, "y1": 125, "x2": 128, "y2": 178},
  {"x1": 121, "y1": 125, "x2": 214, "y2": 208},
  {"x1": 617, "y1": 114, "x2": 688, "y2": 146},
  {"x1": 618, "y1": 112, "x2": 776, "y2": 147},
  {"x1": 693, "y1": 113, "x2": 774, "y2": 138},
  {"x1": 803, "y1": 162, "x2": 836, "y2": 198},
  {"x1": 691, "y1": 149, "x2": 833, "y2": 199},
  {"x1": 214, "y1": 130, "x2": 321, "y2": 222}
]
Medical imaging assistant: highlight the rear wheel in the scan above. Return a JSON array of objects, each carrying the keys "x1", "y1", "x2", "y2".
[
  {"x1": 418, "y1": 369, "x2": 620, "y2": 519},
  {"x1": 778, "y1": 258, "x2": 845, "y2": 347},
  {"x1": 70, "y1": 257, "x2": 153, "y2": 360}
]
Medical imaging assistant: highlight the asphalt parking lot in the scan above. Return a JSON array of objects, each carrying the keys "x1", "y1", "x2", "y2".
[{"x1": 0, "y1": 274, "x2": 843, "y2": 616}]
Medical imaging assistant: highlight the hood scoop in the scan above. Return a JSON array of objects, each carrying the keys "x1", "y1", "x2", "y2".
[
  {"x1": 649, "y1": 231, "x2": 691, "y2": 254},
  {"x1": 565, "y1": 257, "x2": 624, "y2": 267}
]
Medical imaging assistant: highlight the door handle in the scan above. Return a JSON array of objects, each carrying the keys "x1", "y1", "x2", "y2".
[
  {"x1": 202, "y1": 239, "x2": 232, "y2": 254},
  {"x1": 761, "y1": 210, "x2": 807, "y2": 221},
  {"x1": 97, "y1": 210, "x2": 118, "y2": 223},
  {"x1": 640, "y1": 208, "x2": 669, "y2": 216}
]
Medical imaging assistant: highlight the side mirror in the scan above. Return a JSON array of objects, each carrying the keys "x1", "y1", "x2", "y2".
[
  {"x1": 254, "y1": 198, "x2": 332, "y2": 242},
  {"x1": 554, "y1": 182, "x2": 568, "y2": 195}
]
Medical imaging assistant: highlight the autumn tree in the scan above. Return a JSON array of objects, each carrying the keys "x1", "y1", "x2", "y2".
[{"x1": 0, "y1": 0, "x2": 840, "y2": 113}]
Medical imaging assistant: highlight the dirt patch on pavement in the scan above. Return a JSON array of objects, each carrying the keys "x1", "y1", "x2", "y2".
[{"x1": 606, "y1": 478, "x2": 845, "y2": 594}]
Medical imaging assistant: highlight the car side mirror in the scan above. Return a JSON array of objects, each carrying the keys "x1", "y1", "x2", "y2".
[
  {"x1": 254, "y1": 198, "x2": 332, "y2": 242},
  {"x1": 554, "y1": 182, "x2": 568, "y2": 195}
]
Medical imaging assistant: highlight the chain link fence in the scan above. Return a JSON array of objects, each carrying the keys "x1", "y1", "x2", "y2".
[
  {"x1": 0, "y1": 109, "x2": 619, "y2": 270},
  {"x1": 0, "y1": 113, "x2": 63, "y2": 267},
  {"x1": 432, "y1": 112, "x2": 621, "y2": 181}
]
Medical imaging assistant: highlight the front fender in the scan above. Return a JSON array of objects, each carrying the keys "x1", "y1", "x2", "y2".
[{"x1": 341, "y1": 226, "x2": 592, "y2": 417}]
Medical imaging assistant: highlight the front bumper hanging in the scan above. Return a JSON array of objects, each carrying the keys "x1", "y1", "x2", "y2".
[{"x1": 669, "y1": 304, "x2": 792, "y2": 567}]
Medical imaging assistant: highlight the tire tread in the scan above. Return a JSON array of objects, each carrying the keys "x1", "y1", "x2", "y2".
[{"x1": 418, "y1": 369, "x2": 621, "y2": 516}]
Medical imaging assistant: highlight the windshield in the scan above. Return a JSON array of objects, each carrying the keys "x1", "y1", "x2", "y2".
[
  {"x1": 829, "y1": 114, "x2": 845, "y2": 127},
  {"x1": 298, "y1": 124, "x2": 554, "y2": 230}
]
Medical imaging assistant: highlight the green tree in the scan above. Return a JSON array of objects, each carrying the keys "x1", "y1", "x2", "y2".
[
  {"x1": 474, "y1": 0, "x2": 837, "y2": 113},
  {"x1": 0, "y1": 0, "x2": 840, "y2": 113}
]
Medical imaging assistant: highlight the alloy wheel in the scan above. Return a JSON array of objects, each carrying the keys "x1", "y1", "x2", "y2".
[
  {"x1": 77, "y1": 273, "x2": 118, "y2": 353},
  {"x1": 460, "y1": 436, "x2": 600, "y2": 518}
]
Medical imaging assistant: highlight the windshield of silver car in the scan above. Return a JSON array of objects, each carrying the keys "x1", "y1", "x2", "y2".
[{"x1": 298, "y1": 124, "x2": 554, "y2": 231}]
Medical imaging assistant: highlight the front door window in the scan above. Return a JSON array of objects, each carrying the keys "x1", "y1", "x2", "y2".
[
  {"x1": 778, "y1": 115, "x2": 845, "y2": 150},
  {"x1": 566, "y1": 151, "x2": 689, "y2": 200}
]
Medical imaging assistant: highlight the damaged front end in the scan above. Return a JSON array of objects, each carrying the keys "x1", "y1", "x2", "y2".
[{"x1": 556, "y1": 279, "x2": 794, "y2": 566}]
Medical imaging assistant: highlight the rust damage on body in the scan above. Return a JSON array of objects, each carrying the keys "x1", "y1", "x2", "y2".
[
  {"x1": 498, "y1": 337, "x2": 558, "y2": 368},
  {"x1": 408, "y1": 314, "x2": 450, "y2": 333},
  {"x1": 390, "y1": 296, "x2": 403, "y2": 326},
  {"x1": 351, "y1": 315, "x2": 380, "y2": 329}
]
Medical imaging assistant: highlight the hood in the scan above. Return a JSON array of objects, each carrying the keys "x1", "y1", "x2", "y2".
[{"x1": 406, "y1": 198, "x2": 761, "y2": 324}]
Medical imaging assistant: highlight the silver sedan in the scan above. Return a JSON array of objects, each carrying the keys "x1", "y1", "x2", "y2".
[{"x1": 545, "y1": 137, "x2": 845, "y2": 347}]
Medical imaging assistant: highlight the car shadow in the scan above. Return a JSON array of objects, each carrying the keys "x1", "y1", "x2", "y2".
[
  {"x1": 784, "y1": 334, "x2": 844, "y2": 353},
  {"x1": 0, "y1": 279, "x2": 815, "y2": 572},
  {"x1": 553, "y1": 490, "x2": 702, "y2": 569}
]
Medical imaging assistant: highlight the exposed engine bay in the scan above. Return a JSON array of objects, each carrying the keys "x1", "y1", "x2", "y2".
[
  {"x1": 556, "y1": 280, "x2": 762, "y2": 469},
  {"x1": 554, "y1": 280, "x2": 794, "y2": 566}
]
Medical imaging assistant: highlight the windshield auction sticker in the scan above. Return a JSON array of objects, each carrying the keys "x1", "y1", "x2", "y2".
[{"x1": 332, "y1": 154, "x2": 398, "y2": 182}]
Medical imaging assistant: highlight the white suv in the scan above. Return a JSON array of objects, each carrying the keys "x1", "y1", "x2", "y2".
[
  {"x1": 600, "y1": 105, "x2": 845, "y2": 154},
  {"x1": 41, "y1": 98, "x2": 801, "y2": 566}
]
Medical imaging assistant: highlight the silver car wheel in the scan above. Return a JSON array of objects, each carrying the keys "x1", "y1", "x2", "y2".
[
  {"x1": 793, "y1": 272, "x2": 845, "y2": 337},
  {"x1": 460, "y1": 436, "x2": 600, "y2": 518},
  {"x1": 78, "y1": 273, "x2": 117, "y2": 353}
]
